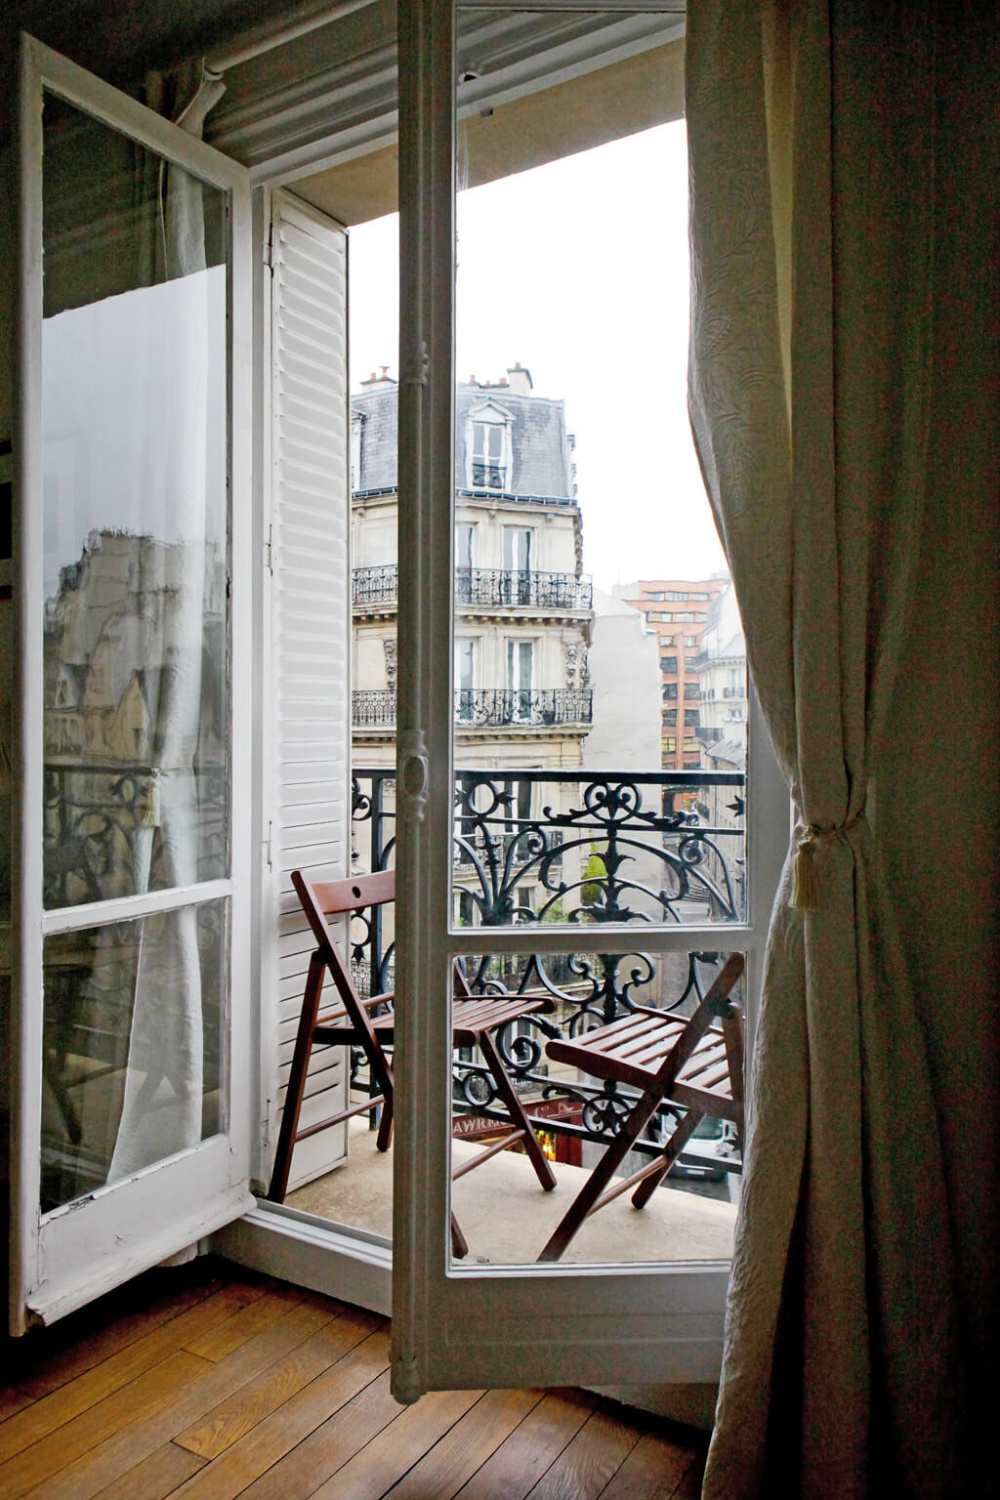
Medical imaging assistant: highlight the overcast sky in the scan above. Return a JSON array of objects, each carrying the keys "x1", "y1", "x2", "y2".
[{"x1": 348, "y1": 119, "x2": 727, "y2": 593}]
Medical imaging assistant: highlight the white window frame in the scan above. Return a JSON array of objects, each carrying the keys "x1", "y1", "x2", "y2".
[
  {"x1": 12, "y1": 34, "x2": 254, "y2": 1331},
  {"x1": 388, "y1": 0, "x2": 788, "y2": 1403}
]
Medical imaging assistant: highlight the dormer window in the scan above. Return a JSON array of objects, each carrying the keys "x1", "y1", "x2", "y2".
[
  {"x1": 466, "y1": 402, "x2": 512, "y2": 491},
  {"x1": 350, "y1": 412, "x2": 364, "y2": 492}
]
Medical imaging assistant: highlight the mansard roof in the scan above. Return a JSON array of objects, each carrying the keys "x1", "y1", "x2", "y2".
[{"x1": 352, "y1": 380, "x2": 576, "y2": 501}]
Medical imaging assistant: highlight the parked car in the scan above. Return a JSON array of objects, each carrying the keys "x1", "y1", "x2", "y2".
[{"x1": 659, "y1": 1111, "x2": 740, "y2": 1182}]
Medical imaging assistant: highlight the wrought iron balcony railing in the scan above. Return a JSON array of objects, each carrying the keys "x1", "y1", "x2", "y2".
[
  {"x1": 353, "y1": 688, "x2": 593, "y2": 728},
  {"x1": 352, "y1": 564, "x2": 593, "y2": 612},
  {"x1": 351, "y1": 564, "x2": 398, "y2": 608},
  {"x1": 455, "y1": 568, "x2": 593, "y2": 610},
  {"x1": 348, "y1": 765, "x2": 747, "y2": 1176}
]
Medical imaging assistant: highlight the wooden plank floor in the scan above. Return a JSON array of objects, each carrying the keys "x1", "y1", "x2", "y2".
[{"x1": 0, "y1": 1259, "x2": 706, "y2": 1500}]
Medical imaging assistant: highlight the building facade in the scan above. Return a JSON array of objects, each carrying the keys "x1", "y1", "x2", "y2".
[
  {"x1": 612, "y1": 577, "x2": 727, "y2": 770},
  {"x1": 350, "y1": 366, "x2": 596, "y2": 921},
  {"x1": 351, "y1": 366, "x2": 594, "y2": 778}
]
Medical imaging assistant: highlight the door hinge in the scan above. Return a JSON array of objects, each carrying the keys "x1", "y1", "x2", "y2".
[
  {"x1": 264, "y1": 820, "x2": 274, "y2": 870},
  {"x1": 263, "y1": 225, "x2": 275, "y2": 272},
  {"x1": 264, "y1": 522, "x2": 273, "y2": 573}
]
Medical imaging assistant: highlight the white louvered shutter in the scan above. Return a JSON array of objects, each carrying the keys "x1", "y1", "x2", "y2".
[{"x1": 266, "y1": 191, "x2": 351, "y2": 1190}]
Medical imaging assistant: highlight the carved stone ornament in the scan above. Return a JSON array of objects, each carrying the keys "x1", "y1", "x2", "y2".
[
  {"x1": 564, "y1": 641, "x2": 579, "y2": 685},
  {"x1": 383, "y1": 636, "x2": 398, "y2": 689}
]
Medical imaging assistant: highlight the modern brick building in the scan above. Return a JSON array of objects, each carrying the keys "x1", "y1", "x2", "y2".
[{"x1": 613, "y1": 577, "x2": 728, "y2": 770}]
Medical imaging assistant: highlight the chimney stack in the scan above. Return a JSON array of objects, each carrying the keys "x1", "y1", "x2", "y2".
[
  {"x1": 506, "y1": 361, "x2": 533, "y2": 395},
  {"x1": 360, "y1": 366, "x2": 397, "y2": 390}
]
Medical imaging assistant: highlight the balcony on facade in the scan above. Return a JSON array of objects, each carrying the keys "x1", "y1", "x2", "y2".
[
  {"x1": 352, "y1": 564, "x2": 592, "y2": 615},
  {"x1": 353, "y1": 687, "x2": 593, "y2": 729}
]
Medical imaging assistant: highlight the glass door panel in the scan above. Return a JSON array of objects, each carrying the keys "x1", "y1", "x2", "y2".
[
  {"x1": 14, "y1": 36, "x2": 253, "y2": 1330},
  {"x1": 42, "y1": 94, "x2": 229, "y2": 914},
  {"x1": 448, "y1": 946, "x2": 745, "y2": 1268},
  {"x1": 391, "y1": 0, "x2": 785, "y2": 1401},
  {"x1": 38, "y1": 90, "x2": 231, "y2": 1207}
]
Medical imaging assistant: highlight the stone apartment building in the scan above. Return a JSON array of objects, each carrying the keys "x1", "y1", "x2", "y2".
[
  {"x1": 349, "y1": 365, "x2": 597, "y2": 919},
  {"x1": 350, "y1": 364, "x2": 593, "y2": 778},
  {"x1": 612, "y1": 577, "x2": 727, "y2": 770}
]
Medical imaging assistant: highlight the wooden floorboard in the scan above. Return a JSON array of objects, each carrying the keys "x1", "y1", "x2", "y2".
[{"x1": 0, "y1": 1258, "x2": 706, "y2": 1500}]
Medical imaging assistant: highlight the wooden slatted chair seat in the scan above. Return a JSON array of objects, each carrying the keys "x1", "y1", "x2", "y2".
[
  {"x1": 538, "y1": 953, "x2": 746, "y2": 1262},
  {"x1": 546, "y1": 1009, "x2": 740, "y2": 1120},
  {"x1": 267, "y1": 869, "x2": 558, "y2": 1259}
]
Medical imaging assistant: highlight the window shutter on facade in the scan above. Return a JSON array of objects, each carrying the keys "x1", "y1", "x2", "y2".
[{"x1": 266, "y1": 192, "x2": 351, "y2": 1190}]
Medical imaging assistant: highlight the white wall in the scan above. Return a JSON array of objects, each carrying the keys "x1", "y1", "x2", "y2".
[{"x1": 584, "y1": 588, "x2": 661, "y2": 771}]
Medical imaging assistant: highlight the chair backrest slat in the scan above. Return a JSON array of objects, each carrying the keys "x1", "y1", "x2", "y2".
[
  {"x1": 291, "y1": 869, "x2": 395, "y2": 956},
  {"x1": 312, "y1": 870, "x2": 396, "y2": 916}
]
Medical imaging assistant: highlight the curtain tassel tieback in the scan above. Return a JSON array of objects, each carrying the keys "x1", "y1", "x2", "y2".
[{"x1": 789, "y1": 809, "x2": 866, "y2": 913}]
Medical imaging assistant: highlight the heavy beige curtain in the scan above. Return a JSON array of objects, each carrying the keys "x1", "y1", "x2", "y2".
[{"x1": 687, "y1": 4, "x2": 977, "y2": 1494}]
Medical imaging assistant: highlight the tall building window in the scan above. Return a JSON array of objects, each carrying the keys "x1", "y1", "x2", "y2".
[
  {"x1": 648, "y1": 611, "x2": 673, "y2": 622},
  {"x1": 684, "y1": 682, "x2": 700, "y2": 699},
  {"x1": 503, "y1": 527, "x2": 533, "y2": 604},
  {"x1": 684, "y1": 709, "x2": 699, "y2": 726},
  {"x1": 456, "y1": 523, "x2": 474, "y2": 571},
  {"x1": 455, "y1": 638, "x2": 475, "y2": 720},
  {"x1": 455, "y1": 523, "x2": 474, "y2": 602},
  {"x1": 507, "y1": 638, "x2": 534, "y2": 720},
  {"x1": 666, "y1": 591, "x2": 689, "y2": 601},
  {"x1": 660, "y1": 655, "x2": 678, "y2": 673},
  {"x1": 662, "y1": 708, "x2": 677, "y2": 726},
  {"x1": 662, "y1": 736, "x2": 677, "y2": 754},
  {"x1": 662, "y1": 682, "x2": 678, "y2": 700}
]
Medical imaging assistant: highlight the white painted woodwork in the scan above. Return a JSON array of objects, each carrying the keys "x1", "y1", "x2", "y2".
[
  {"x1": 388, "y1": 0, "x2": 789, "y2": 1401},
  {"x1": 12, "y1": 36, "x2": 254, "y2": 1332},
  {"x1": 264, "y1": 191, "x2": 352, "y2": 1191}
]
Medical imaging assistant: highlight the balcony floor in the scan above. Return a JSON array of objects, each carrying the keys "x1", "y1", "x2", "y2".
[{"x1": 287, "y1": 1120, "x2": 739, "y2": 1266}]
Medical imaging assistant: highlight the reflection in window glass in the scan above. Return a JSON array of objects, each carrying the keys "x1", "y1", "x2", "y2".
[
  {"x1": 41, "y1": 898, "x2": 227, "y2": 1211},
  {"x1": 41, "y1": 94, "x2": 229, "y2": 912}
]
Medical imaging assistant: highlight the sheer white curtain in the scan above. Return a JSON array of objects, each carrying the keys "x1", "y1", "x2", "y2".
[
  {"x1": 107, "y1": 77, "x2": 224, "y2": 1180},
  {"x1": 686, "y1": 4, "x2": 971, "y2": 1494}
]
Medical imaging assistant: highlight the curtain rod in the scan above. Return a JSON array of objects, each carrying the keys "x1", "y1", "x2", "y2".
[{"x1": 207, "y1": 0, "x2": 381, "y2": 74}]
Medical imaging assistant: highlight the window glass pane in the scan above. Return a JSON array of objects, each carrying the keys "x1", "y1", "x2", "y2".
[
  {"x1": 41, "y1": 94, "x2": 229, "y2": 912},
  {"x1": 448, "y1": 947, "x2": 745, "y2": 1267},
  {"x1": 41, "y1": 897, "x2": 227, "y2": 1211}
]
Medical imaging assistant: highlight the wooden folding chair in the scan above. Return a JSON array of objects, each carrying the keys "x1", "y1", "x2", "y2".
[
  {"x1": 537, "y1": 952, "x2": 745, "y2": 1262},
  {"x1": 267, "y1": 869, "x2": 558, "y2": 1258}
]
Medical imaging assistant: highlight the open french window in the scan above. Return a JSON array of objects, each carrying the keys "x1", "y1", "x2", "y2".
[{"x1": 11, "y1": 35, "x2": 253, "y2": 1330}]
